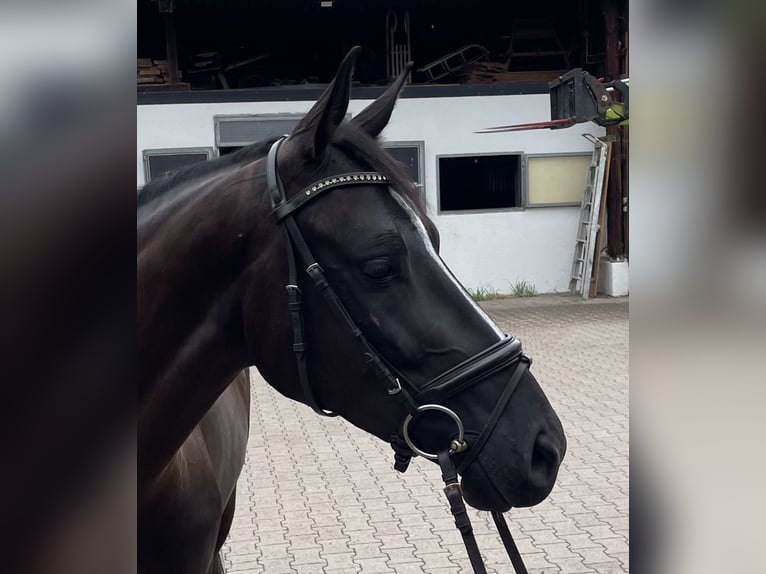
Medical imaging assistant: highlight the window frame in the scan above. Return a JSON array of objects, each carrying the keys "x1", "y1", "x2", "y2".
[
  {"x1": 214, "y1": 113, "x2": 354, "y2": 154},
  {"x1": 435, "y1": 151, "x2": 526, "y2": 215},
  {"x1": 524, "y1": 151, "x2": 592, "y2": 208},
  {"x1": 214, "y1": 113, "x2": 307, "y2": 150},
  {"x1": 382, "y1": 140, "x2": 426, "y2": 199},
  {"x1": 142, "y1": 146, "x2": 215, "y2": 183}
]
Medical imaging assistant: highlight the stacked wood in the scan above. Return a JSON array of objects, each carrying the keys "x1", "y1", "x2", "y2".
[
  {"x1": 136, "y1": 59, "x2": 179, "y2": 85},
  {"x1": 460, "y1": 62, "x2": 567, "y2": 84}
]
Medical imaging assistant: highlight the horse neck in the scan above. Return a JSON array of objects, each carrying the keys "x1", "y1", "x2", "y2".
[{"x1": 137, "y1": 165, "x2": 266, "y2": 482}]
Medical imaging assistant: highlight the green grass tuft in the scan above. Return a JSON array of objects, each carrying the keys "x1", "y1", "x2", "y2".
[
  {"x1": 469, "y1": 283, "x2": 504, "y2": 301},
  {"x1": 509, "y1": 279, "x2": 537, "y2": 298}
]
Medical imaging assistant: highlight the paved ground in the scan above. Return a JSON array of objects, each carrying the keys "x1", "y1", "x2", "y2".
[{"x1": 222, "y1": 295, "x2": 628, "y2": 573}]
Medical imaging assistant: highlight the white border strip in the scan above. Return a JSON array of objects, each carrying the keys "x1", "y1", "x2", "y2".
[{"x1": 389, "y1": 190, "x2": 505, "y2": 340}]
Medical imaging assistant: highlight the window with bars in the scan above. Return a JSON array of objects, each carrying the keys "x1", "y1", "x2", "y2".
[
  {"x1": 142, "y1": 148, "x2": 214, "y2": 182},
  {"x1": 215, "y1": 114, "x2": 306, "y2": 153}
]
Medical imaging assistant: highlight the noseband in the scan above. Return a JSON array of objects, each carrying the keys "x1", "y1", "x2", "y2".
[{"x1": 266, "y1": 136, "x2": 531, "y2": 573}]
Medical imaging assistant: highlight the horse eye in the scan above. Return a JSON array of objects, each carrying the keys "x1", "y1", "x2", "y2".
[{"x1": 362, "y1": 258, "x2": 393, "y2": 280}]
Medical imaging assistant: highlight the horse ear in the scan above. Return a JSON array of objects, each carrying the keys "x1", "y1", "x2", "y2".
[
  {"x1": 290, "y1": 46, "x2": 360, "y2": 158},
  {"x1": 350, "y1": 62, "x2": 412, "y2": 137}
]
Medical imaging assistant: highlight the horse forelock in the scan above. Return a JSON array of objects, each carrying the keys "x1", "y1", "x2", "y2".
[{"x1": 333, "y1": 125, "x2": 427, "y2": 217}]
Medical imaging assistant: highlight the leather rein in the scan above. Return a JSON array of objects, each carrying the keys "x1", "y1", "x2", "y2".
[{"x1": 266, "y1": 136, "x2": 530, "y2": 573}]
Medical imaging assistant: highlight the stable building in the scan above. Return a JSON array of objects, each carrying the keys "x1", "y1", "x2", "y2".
[{"x1": 137, "y1": 0, "x2": 628, "y2": 294}]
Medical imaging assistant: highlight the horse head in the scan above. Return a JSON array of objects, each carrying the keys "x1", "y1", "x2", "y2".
[{"x1": 244, "y1": 47, "x2": 566, "y2": 511}]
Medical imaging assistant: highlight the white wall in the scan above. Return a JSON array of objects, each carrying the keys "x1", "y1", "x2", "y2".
[{"x1": 137, "y1": 94, "x2": 603, "y2": 293}]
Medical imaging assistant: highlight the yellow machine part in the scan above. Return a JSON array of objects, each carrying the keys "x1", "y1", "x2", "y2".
[{"x1": 605, "y1": 102, "x2": 629, "y2": 126}]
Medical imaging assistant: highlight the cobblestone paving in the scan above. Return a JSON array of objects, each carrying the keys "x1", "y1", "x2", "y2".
[{"x1": 222, "y1": 295, "x2": 628, "y2": 573}]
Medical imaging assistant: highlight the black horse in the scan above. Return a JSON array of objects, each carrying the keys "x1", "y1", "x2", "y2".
[{"x1": 138, "y1": 47, "x2": 566, "y2": 574}]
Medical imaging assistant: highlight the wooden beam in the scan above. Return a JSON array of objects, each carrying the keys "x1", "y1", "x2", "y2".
[
  {"x1": 162, "y1": 12, "x2": 180, "y2": 85},
  {"x1": 604, "y1": 0, "x2": 625, "y2": 259},
  {"x1": 158, "y1": 0, "x2": 175, "y2": 13},
  {"x1": 590, "y1": 142, "x2": 613, "y2": 297}
]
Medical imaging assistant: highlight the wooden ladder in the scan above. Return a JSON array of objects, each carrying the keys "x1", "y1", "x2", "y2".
[{"x1": 417, "y1": 45, "x2": 489, "y2": 83}]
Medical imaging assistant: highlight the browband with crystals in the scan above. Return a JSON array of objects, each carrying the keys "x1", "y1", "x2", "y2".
[{"x1": 271, "y1": 172, "x2": 390, "y2": 222}]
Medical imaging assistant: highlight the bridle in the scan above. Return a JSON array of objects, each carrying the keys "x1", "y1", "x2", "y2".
[{"x1": 266, "y1": 136, "x2": 531, "y2": 574}]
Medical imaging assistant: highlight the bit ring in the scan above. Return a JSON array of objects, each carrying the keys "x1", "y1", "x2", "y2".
[{"x1": 402, "y1": 404, "x2": 467, "y2": 460}]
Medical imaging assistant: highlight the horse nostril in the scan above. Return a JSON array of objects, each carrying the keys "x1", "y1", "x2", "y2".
[{"x1": 529, "y1": 432, "x2": 561, "y2": 486}]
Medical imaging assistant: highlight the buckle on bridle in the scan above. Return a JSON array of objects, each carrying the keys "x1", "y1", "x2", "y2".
[
  {"x1": 387, "y1": 377, "x2": 402, "y2": 395},
  {"x1": 285, "y1": 284, "x2": 302, "y2": 295},
  {"x1": 450, "y1": 439, "x2": 468, "y2": 453}
]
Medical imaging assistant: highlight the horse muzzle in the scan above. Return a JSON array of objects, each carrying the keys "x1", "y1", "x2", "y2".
[{"x1": 458, "y1": 369, "x2": 567, "y2": 510}]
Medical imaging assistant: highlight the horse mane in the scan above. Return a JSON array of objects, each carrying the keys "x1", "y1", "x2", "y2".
[{"x1": 137, "y1": 137, "x2": 280, "y2": 208}]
